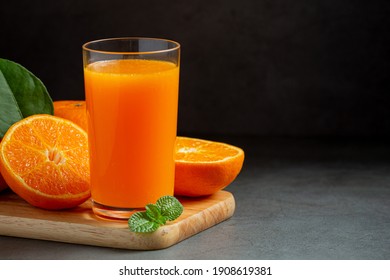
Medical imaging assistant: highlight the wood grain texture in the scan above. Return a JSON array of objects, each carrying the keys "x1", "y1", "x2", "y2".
[{"x1": 0, "y1": 190, "x2": 235, "y2": 250}]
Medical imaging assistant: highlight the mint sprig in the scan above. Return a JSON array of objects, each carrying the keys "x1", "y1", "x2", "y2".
[{"x1": 128, "y1": 196, "x2": 183, "y2": 233}]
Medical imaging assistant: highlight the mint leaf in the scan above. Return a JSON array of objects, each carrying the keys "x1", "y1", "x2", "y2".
[
  {"x1": 146, "y1": 204, "x2": 167, "y2": 225},
  {"x1": 0, "y1": 58, "x2": 54, "y2": 137},
  {"x1": 156, "y1": 195, "x2": 184, "y2": 221},
  {"x1": 128, "y1": 195, "x2": 184, "y2": 233},
  {"x1": 128, "y1": 211, "x2": 159, "y2": 233}
]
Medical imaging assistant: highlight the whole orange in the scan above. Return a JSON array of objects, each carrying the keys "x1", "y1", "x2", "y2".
[
  {"x1": 174, "y1": 137, "x2": 244, "y2": 197},
  {"x1": 53, "y1": 100, "x2": 87, "y2": 131}
]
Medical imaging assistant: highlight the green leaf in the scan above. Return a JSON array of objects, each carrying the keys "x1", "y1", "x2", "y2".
[
  {"x1": 145, "y1": 204, "x2": 167, "y2": 225},
  {"x1": 156, "y1": 195, "x2": 184, "y2": 221},
  {"x1": 0, "y1": 58, "x2": 54, "y2": 138},
  {"x1": 128, "y1": 211, "x2": 159, "y2": 233},
  {"x1": 128, "y1": 195, "x2": 184, "y2": 233}
]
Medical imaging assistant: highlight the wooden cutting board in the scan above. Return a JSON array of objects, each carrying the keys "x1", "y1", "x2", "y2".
[{"x1": 0, "y1": 190, "x2": 235, "y2": 250}]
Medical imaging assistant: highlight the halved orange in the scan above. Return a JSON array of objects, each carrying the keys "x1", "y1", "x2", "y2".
[
  {"x1": 174, "y1": 136, "x2": 244, "y2": 197},
  {"x1": 0, "y1": 114, "x2": 90, "y2": 209},
  {"x1": 54, "y1": 100, "x2": 87, "y2": 131}
]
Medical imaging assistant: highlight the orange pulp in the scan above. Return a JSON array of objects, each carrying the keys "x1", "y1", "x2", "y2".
[{"x1": 84, "y1": 59, "x2": 179, "y2": 208}]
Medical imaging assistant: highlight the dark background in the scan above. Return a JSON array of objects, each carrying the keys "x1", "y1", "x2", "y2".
[{"x1": 1, "y1": 0, "x2": 389, "y2": 138}]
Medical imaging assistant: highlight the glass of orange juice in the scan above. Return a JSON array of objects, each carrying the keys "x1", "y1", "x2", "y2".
[{"x1": 82, "y1": 37, "x2": 180, "y2": 219}]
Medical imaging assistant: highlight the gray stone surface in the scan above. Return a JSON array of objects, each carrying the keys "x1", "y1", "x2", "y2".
[{"x1": 0, "y1": 136, "x2": 389, "y2": 259}]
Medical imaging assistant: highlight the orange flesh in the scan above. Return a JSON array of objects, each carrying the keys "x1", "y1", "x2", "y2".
[
  {"x1": 1, "y1": 116, "x2": 90, "y2": 197},
  {"x1": 175, "y1": 138, "x2": 241, "y2": 162}
]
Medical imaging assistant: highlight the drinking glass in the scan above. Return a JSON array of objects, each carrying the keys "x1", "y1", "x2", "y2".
[{"x1": 83, "y1": 37, "x2": 180, "y2": 219}]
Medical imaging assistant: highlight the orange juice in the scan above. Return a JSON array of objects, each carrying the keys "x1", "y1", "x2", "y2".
[{"x1": 84, "y1": 59, "x2": 179, "y2": 208}]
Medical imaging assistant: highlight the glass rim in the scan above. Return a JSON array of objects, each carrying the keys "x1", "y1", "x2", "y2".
[{"x1": 82, "y1": 37, "x2": 180, "y2": 55}]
